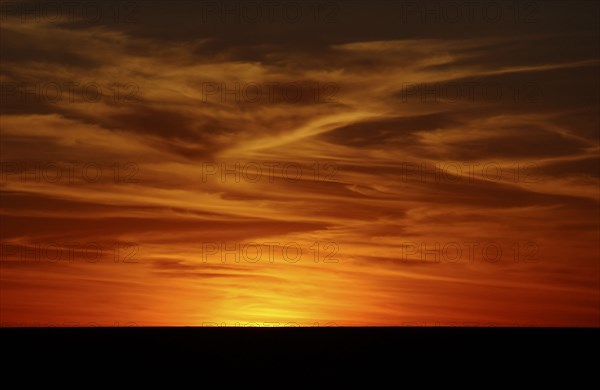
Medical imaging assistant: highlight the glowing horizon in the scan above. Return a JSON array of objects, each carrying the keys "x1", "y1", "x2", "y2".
[{"x1": 0, "y1": 0, "x2": 598, "y2": 327}]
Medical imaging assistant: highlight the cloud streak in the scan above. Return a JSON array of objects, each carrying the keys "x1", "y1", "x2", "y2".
[{"x1": 1, "y1": 0, "x2": 598, "y2": 327}]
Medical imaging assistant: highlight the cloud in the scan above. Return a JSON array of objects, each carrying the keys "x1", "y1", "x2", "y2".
[{"x1": 1, "y1": 0, "x2": 598, "y2": 326}]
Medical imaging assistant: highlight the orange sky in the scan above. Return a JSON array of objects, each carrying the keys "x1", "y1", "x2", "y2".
[{"x1": 1, "y1": 0, "x2": 599, "y2": 327}]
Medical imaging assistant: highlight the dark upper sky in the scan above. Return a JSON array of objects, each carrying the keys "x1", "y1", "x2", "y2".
[{"x1": 1, "y1": 0, "x2": 599, "y2": 326}]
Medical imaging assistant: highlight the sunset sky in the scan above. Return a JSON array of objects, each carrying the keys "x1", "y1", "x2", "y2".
[{"x1": 1, "y1": 0, "x2": 598, "y2": 327}]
